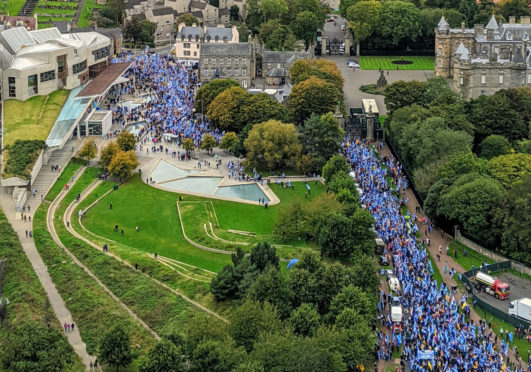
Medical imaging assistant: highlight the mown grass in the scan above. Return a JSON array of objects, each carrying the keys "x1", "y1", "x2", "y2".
[
  {"x1": 33, "y1": 196, "x2": 156, "y2": 355},
  {"x1": 0, "y1": 209, "x2": 84, "y2": 371},
  {"x1": 3, "y1": 90, "x2": 69, "y2": 147},
  {"x1": 449, "y1": 241, "x2": 496, "y2": 271},
  {"x1": 4, "y1": 0, "x2": 26, "y2": 16},
  {"x1": 34, "y1": 7, "x2": 76, "y2": 14},
  {"x1": 45, "y1": 162, "x2": 83, "y2": 202},
  {"x1": 77, "y1": 0, "x2": 104, "y2": 27},
  {"x1": 54, "y1": 169, "x2": 215, "y2": 336},
  {"x1": 359, "y1": 56, "x2": 434, "y2": 71}
]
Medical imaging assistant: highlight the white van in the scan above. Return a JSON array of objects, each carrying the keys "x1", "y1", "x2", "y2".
[{"x1": 388, "y1": 276, "x2": 401, "y2": 292}]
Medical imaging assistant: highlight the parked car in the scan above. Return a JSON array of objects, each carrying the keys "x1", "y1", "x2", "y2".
[
  {"x1": 347, "y1": 59, "x2": 360, "y2": 68},
  {"x1": 380, "y1": 255, "x2": 389, "y2": 266}
]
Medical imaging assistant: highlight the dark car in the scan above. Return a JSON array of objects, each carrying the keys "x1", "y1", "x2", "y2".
[{"x1": 380, "y1": 255, "x2": 389, "y2": 266}]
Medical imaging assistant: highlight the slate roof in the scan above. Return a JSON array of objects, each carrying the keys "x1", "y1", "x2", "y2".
[
  {"x1": 218, "y1": 7, "x2": 230, "y2": 16},
  {"x1": 200, "y1": 42, "x2": 252, "y2": 56},
  {"x1": 126, "y1": 0, "x2": 141, "y2": 9},
  {"x1": 204, "y1": 26, "x2": 232, "y2": 40},
  {"x1": 191, "y1": 11, "x2": 204, "y2": 18},
  {"x1": 189, "y1": 1, "x2": 206, "y2": 9},
  {"x1": 262, "y1": 51, "x2": 309, "y2": 64},
  {"x1": 266, "y1": 67, "x2": 289, "y2": 77},
  {"x1": 177, "y1": 26, "x2": 201, "y2": 39},
  {"x1": 486, "y1": 15, "x2": 499, "y2": 30},
  {"x1": 132, "y1": 13, "x2": 147, "y2": 22},
  {"x1": 152, "y1": 7, "x2": 175, "y2": 16}
]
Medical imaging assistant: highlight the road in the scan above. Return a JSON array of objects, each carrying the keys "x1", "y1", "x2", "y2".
[
  {"x1": 320, "y1": 55, "x2": 434, "y2": 115},
  {"x1": 475, "y1": 272, "x2": 530, "y2": 313}
]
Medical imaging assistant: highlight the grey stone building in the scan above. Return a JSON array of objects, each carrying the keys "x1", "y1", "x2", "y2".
[
  {"x1": 435, "y1": 15, "x2": 531, "y2": 99},
  {"x1": 261, "y1": 51, "x2": 309, "y2": 79},
  {"x1": 199, "y1": 43, "x2": 255, "y2": 88}
]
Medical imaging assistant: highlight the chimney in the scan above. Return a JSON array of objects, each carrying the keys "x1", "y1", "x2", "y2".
[
  {"x1": 461, "y1": 21, "x2": 465, "y2": 31},
  {"x1": 474, "y1": 24, "x2": 484, "y2": 35},
  {"x1": 520, "y1": 16, "x2": 530, "y2": 25},
  {"x1": 487, "y1": 29, "x2": 494, "y2": 41},
  {"x1": 509, "y1": 16, "x2": 515, "y2": 24},
  {"x1": 67, "y1": 22, "x2": 71, "y2": 32}
]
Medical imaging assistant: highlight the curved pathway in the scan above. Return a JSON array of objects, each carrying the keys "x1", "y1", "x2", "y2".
[
  {"x1": 46, "y1": 169, "x2": 161, "y2": 341},
  {"x1": 62, "y1": 179, "x2": 228, "y2": 323}
]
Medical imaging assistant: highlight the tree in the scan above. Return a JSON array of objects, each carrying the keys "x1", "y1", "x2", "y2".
[
  {"x1": 273, "y1": 200, "x2": 306, "y2": 241},
  {"x1": 99, "y1": 141, "x2": 120, "y2": 171},
  {"x1": 317, "y1": 213, "x2": 357, "y2": 258},
  {"x1": 239, "y1": 93, "x2": 289, "y2": 126},
  {"x1": 78, "y1": 139, "x2": 97, "y2": 163},
  {"x1": 228, "y1": 300, "x2": 282, "y2": 352},
  {"x1": 105, "y1": 0, "x2": 125, "y2": 24},
  {"x1": 1, "y1": 322, "x2": 75, "y2": 372},
  {"x1": 435, "y1": 150, "x2": 489, "y2": 183},
  {"x1": 479, "y1": 135, "x2": 512, "y2": 159},
  {"x1": 325, "y1": 171, "x2": 357, "y2": 195},
  {"x1": 497, "y1": 0, "x2": 530, "y2": 20},
  {"x1": 322, "y1": 154, "x2": 350, "y2": 184},
  {"x1": 439, "y1": 173, "x2": 504, "y2": 245},
  {"x1": 116, "y1": 131, "x2": 136, "y2": 152},
  {"x1": 201, "y1": 134, "x2": 217, "y2": 154},
  {"x1": 263, "y1": 23, "x2": 297, "y2": 51},
  {"x1": 336, "y1": 309, "x2": 375, "y2": 370},
  {"x1": 312, "y1": 263, "x2": 350, "y2": 314},
  {"x1": 493, "y1": 175, "x2": 531, "y2": 265},
  {"x1": 140, "y1": 20, "x2": 156, "y2": 44},
  {"x1": 490, "y1": 153, "x2": 531, "y2": 189},
  {"x1": 244, "y1": 120, "x2": 302, "y2": 171},
  {"x1": 292, "y1": 11, "x2": 319, "y2": 49},
  {"x1": 300, "y1": 113, "x2": 344, "y2": 162},
  {"x1": 290, "y1": 59, "x2": 344, "y2": 94},
  {"x1": 384, "y1": 80, "x2": 427, "y2": 113},
  {"x1": 124, "y1": 17, "x2": 142, "y2": 43},
  {"x1": 207, "y1": 87, "x2": 247, "y2": 131},
  {"x1": 195, "y1": 79, "x2": 240, "y2": 113},
  {"x1": 139, "y1": 339, "x2": 185, "y2": 372},
  {"x1": 210, "y1": 264, "x2": 238, "y2": 301},
  {"x1": 177, "y1": 13, "x2": 199, "y2": 26},
  {"x1": 346, "y1": 0, "x2": 382, "y2": 56},
  {"x1": 378, "y1": 1, "x2": 420, "y2": 46},
  {"x1": 98, "y1": 325, "x2": 134, "y2": 372},
  {"x1": 182, "y1": 138, "x2": 195, "y2": 154},
  {"x1": 350, "y1": 254, "x2": 380, "y2": 295},
  {"x1": 340, "y1": 0, "x2": 360, "y2": 17},
  {"x1": 260, "y1": 0, "x2": 288, "y2": 20},
  {"x1": 328, "y1": 285, "x2": 374, "y2": 323},
  {"x1": 189, "y1": 340, "x2": 245, "y2": 372},
  {"x1": 108, "y1": 150, "x2": 139, "y2": 181},
  {"x1": 288, "y1": 76, "x2": 341, "y2": 124},
  {"x1": 248, "y1": 267, "x2": 293, "y2": 319},
  {"x1": 290, "y1": 303, "x2": 320, "y2": 337},
  {"x1": 250, "y1": 242, "x2": 280, "y2": 272},
  {"x1": 245, "y1": 0, "x2": 264, "y2": 33},
  {"x1": 230, "y1": 5, "x2": 240, "y2": 21},
  {"x1": 219, "y1": 132, "x2": 239, "y2": 154}
]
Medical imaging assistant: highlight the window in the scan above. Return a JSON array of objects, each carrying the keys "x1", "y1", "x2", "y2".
[
  {"x1": 8, "y1": 76, "x2": 16, "y2": 98},
  {"x1": 235, "y1": 58, "x2": 239, "y2": 64},
  {"x1": 499, "y1": 74, "x2": 504, "y2": 84},
  {"x1": 481, "y1": 74, "x2": 486, "y2": 84},
  {"x1": 242, "y1": 69, "x2": 247, "y2": 76},
  {"x1": 459, "y1": 77, "x2": 463, "y2": 85},
  {"x1": 194, "y1": 51, "x2": 197, "y2": 56},
  {"x1": 234, "y1": 68, "x2": 239, "y2": 76},
  {"x1": 277, "y1": 63, "x2": 281, "y2": 68},
  {"x1": 73, "y1": 60, "x2": 87, "y2": 74},
  {"x1": 196, "y1": 43, "x2": 199, "y2": 48},
  {"x1": 227, "y1": 57, "x2": 231, "y2": 64},
  {"x1": 40, "y1": 70, "x2": 55, "y2": 83},
  {"x1": 437, "y1": 60, "x2": 442, "y2": 68},
  {"x1": 184, "y1": 43, "x2": 190, "y2": 48},
  {"x1": 57, "y1": 59, "x2": 64, "y2": 73},
  {"x1": 523, "y1": 32, "x2": 529, "y2": 41},
  {"x1": 204, "y1": 69, "x2": 208, "y2": 76},
  {"x1": 242, "y1": 58, "x2": 246, "y2": 64},
  {"x1": 437, "y1": 48, "x2": 442, "y2": 56},
  {"x1": 219, "y1": 58, "x2": 223, "y2": 64},
  {"x1": 212, "y1": 58, "x2": 216, "y2": 64},
  {"x1": 527, "y1": 74, "x2": 531, "y2": 84},
  {"x1": 227, "y1": 67, "x2": 231, "y2": 75},
  {"x1": 506, "y1": 32, "x2": 513, "y2": 41},
  {"x1": 204, "y1": 58, "x2": 208, "y2": 65},
  {"x1": 27, "y1": 74, "x2": 37, "y2": 96},
  {"x1": 92, "y1": 46, "x2": 110, "y2": 60},
  {"x1": 481, "y1": 90, "x2": 486, "y2": 96},
  {"x1": 184, "y1": 50, "x2": 191, "y2": 56},
  {"x1": 267, "y1": 63, "x2": 271, "y2": 69}
]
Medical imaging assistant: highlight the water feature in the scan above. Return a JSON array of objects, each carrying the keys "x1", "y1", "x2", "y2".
[
  {"x1": 215, "y1": 184, "x2": 270, "y2": 202},
  {"x1": 150, "y1": 160, "x2": 199, "y2": 183},
  {"x1": 163, "y1": 177, "x2": 222, "y2": 195}
]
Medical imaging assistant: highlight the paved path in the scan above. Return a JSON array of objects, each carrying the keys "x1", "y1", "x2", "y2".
[
  {"x1": 375, "y1": 144, "x2": 523, "y2": 371},
  {"x1": 62, "y1": 178, "x2": 228, "y2": 323},
  {"x1": 0, "y1": 184, "x2": 93, "y2": 370}
]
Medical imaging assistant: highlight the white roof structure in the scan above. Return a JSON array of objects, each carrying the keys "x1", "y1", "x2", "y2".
[
  {"x1": 1, "y1": 27, "x2": 35, "y2": 54},
  {"x1": 438, "y1": 16, "x2": 449, "y2": 31},
  {"x1": 486, "y1": 15, "x2": 499, "y2": 30},
  {"x1": 362, "y1": 99, "x2": 379, "y2": 114},
  {"x1": 30, "y1": 27, "x2": 62, "y2": 44},
  {"x1": 459, "y1": 47, "x2": 470, "y2": 60},
  {"x1": 455, "y1": 42, "x2": 467, "y2": 55}
]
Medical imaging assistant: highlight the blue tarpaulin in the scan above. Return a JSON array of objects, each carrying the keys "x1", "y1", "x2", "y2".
[{"x1": 287, "y1": 259, "x2": 299, "y2": 269}]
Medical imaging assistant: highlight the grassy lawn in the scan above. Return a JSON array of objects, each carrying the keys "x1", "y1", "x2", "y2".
[
  {"x1": 77, "y1": 0, "x2": 104, "y2": 27},
  {"x1": 52, "y1": 169, "x2": 211, "y2": 339},
  {"x1": 83, "y1": 175, "x2": 324, "y2": 272},
  {"x1": 37, "y1": 16, "x2": 75, "y2": 23},
  {"x1": 3, "y1": 90, "x2": 69, "y2": 147},
  {"x1": 3, "y1": 0, "x2": 26, "y2": 15},
  {"x1": 45, "y1": 162, "x2": 83, "y2": 202},
  {"x1": 0, "y1": 209, "x2": 84, "y2": 371},
  {"x1": 449, "y1": 241, "x2": 495, "y2": 271},
  {"x1": 34, "y1": 7, "x2": 76, "y2": 15},
  {"x1": 359, "y1": 56, "x2": 434, "y2": 71}
]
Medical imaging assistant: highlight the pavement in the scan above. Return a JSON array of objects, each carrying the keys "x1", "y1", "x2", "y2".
[{"x1": 321, "y1": 55, "x2": 434, "y2": 115}]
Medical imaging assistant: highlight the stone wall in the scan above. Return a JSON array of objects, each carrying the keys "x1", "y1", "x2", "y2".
[{"x1": 455, "y1": 228, "x2": 531, "y2": 276}]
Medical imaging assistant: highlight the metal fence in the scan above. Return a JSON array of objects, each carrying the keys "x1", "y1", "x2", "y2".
[{"x1": 463, "y1": 261, "x2": 531, "y2": 328}]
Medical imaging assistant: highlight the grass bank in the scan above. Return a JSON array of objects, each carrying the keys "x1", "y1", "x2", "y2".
[{"x1": 359, "y1": 56, "x2": 434, "y2": 71}]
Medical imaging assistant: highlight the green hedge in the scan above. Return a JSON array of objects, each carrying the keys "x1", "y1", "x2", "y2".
[{"x1": 2, "y1": 140, "x2": 46, "y2": 179}]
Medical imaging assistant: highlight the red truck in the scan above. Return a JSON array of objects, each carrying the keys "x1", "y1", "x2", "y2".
[{"x1": 473, "y1": 272, "x2": 510, "y2": 299}]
